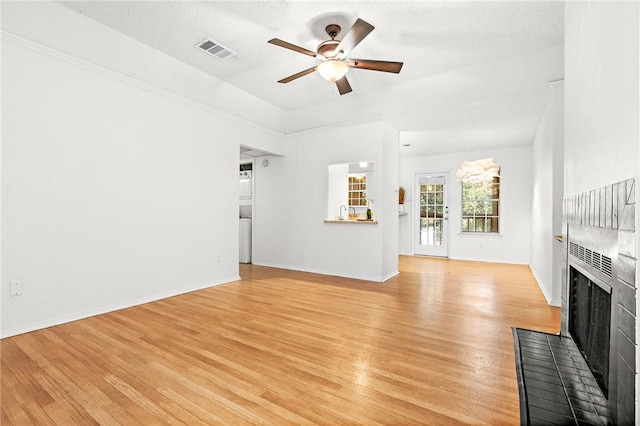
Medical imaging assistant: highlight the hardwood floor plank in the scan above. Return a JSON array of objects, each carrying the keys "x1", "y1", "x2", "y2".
[
  {"x1": 1, "y1": 256, "x2": 560, "y2": 425},
  {"x1": 1, "y1": 382, "x2": 36, "y2": 425}
]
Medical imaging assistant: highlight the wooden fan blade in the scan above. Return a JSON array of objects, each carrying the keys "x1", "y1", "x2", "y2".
[
  {"x1": 336, "y1": 18, "x2": 374, "y2": 54},
  {"x1": 347, "y1": 59, "x2": 404, "y2": 74},
  {"x1": 278, "y1": 66, "x2": 317, "y2": 84},
  {"x1": 335, "y1": 76, "x2": 352, "y2": 95},
  {"x1": 268, "y1": 38, "x2": 317, "y2": 57}
]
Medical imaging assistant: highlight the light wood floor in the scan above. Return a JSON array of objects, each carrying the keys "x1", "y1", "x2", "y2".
[{"x1": 1, "y1": 256, "x2": 560, "y2": 425}]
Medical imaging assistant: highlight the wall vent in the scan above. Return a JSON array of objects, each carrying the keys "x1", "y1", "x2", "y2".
[
  {"x1": 196, "y1": 38, "x2": 235, "y2": 61},
  {"x1": 569, "y1": 242, "x2": 613, "y2": 278}
]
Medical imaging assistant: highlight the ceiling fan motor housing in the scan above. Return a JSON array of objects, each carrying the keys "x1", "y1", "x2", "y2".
[
  {"x1": 317, "y1": 24, "x2": 342, "y2": 58},
  {"x1": 317, "y1": 40, "x2": 341, "y2": 58}
]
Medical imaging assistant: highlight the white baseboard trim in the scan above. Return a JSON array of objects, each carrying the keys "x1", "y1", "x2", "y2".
[
  {"x1": 382, "y1": 270, "x2": 400, "y2": 282},
  {"x1": 448, "y1": 255, "x2": 527, "y2": 265},
  {"x1": 529, "y1": 266, "x2": 561, "y2": 307},
  {"x1": 251, "y1": 261, "x2": 386, "y2": 283},
  {"x1": 0, "y1": 275, "x2": 240, "y2": 339}
]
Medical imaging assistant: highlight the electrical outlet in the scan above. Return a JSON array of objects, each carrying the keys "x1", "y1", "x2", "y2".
[
  {"x1": 217, "y1": 255, "x2": 221, "y2": 263},
  {"x1": 10, "y1": 281, "x2": 23, "y2": 296}
]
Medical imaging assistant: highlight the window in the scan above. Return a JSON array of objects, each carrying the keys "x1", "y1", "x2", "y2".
[
  {"x1": 348, "y1": 174, "x2": 367, "y2": 206},
  {"x1": 461, "y1": 176, "x2": 500, "y2": 233},
  {"x1": 419, "y1": 182, "x2": 445, "y2": 245}
]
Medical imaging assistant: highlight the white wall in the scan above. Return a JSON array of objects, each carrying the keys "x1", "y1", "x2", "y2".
[
  {"x1": 565, "y1": 2, "x2": 639, "y2": 422},
  {"x1": 530, "y1": 81, "x2": 564, "y2": 306},
  {"x1": 399, "y1": 145, "x2": 531, "y2": 264},
  {"x1": 1, "y1": 5, "x2": 281, "y2": 337},
  {"x1": 253, "y1": 119, "x2": 398, "y2": 282},
  {"x1": 0, "y1": 2, "x2": 288, "y2": 138},
  {"x1": 565, "y1": 2, "x2": 639, "y2": 196},
  {"x1": 381, "y1": 123, "x2": 400, "y2": 280},
  {"x1": 326, "y1": 163, "x2": 349, "y2": 220}
]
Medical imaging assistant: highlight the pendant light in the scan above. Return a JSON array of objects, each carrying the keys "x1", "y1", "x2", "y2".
[{"x1": 456, "y1": 158, "x2": 500, "y2": 183}]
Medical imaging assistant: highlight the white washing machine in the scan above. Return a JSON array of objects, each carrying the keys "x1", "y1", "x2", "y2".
[{"x1": 239, "y1": 218, "x2": 252, "y2": 263}]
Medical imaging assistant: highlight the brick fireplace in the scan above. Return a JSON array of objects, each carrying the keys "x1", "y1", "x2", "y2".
[{"x1": 562, "y1": 177, "x2": 637, "y2": 424}]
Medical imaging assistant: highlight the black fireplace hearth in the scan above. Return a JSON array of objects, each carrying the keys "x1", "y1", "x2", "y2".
[{"x1": 513, "y1": 327, "x2": 615, "y2": 425}]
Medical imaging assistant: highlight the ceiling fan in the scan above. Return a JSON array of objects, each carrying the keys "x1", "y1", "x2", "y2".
[{"x1": 268, "y1": 18, "x2": 403, "y2": 95}]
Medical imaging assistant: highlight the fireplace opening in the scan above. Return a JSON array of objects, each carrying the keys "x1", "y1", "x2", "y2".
[{"x1": 568, "y1": 266, "x2": 612, "y2": 397}]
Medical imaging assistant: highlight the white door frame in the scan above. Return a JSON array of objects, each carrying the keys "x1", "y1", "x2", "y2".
[{"x1": 412, "y1": 171, "x2": 450, "y2": 257}]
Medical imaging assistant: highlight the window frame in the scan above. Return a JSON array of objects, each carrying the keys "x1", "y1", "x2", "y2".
[
  {"x1": 348, "y1": 174, "x2": 367, "y2": 207},
  {"x1": 460, "y1": 175, "x2": 500, "y2": 234}
]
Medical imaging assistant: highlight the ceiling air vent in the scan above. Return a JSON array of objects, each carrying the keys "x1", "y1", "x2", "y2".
[{"x1": 196, "y1": 38, "x2": 235, "y2": 61}]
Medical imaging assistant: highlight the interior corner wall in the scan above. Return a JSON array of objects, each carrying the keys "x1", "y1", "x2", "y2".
[
  {"x1": 398, "y1": 145, "x2": 532, "y2": 264},
  {"x1": 381, "y1": 123, "x2": 400, "y2": 280},
  {"x1": 253, "y1": 119, "x2": 397, "y2": 282},
  {"x1": 1, "y1": 29, "x2": 279, "y2": 337},
  {"x1": 565, "y1": 2, "x2": 639, "y2": 422},
  {"x1": 530, "y1": 81, "x2": 564, "y2": 306},
  {"x1": 530, "y1": 90, "x2": 555, "y2": 303}
]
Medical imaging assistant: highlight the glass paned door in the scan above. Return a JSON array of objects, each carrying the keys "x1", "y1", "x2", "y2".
[{"x1": 414, "y1": 173, "x2": 449, "y2": 257}]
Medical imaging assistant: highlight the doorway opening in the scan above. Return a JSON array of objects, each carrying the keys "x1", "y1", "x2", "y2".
[{"x1": 413, "y1": 172, "x2": 449, "y2": 257}]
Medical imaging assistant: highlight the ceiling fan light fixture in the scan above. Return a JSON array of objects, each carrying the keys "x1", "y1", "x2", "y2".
[{"x1": 317, "y1": 59, "x2": 349, "y2": 82}]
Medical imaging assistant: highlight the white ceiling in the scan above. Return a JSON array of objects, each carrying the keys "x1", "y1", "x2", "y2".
[{"x1": 57, "y1": 1, "x2": 564, "y2": 157}]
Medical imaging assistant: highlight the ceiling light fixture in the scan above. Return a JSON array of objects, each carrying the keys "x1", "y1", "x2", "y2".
[
  {"x1": 268, "y1": 19, "x2": 403, "y2": 95},
  {"x1": 456, "y1": 158, "x2": 500, "y2": 183},
  {"x1": 317, "y1": 59, "x2": 349, "y2": 82}
]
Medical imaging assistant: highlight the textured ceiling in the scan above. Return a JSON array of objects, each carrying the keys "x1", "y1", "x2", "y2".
[{"x1": 57, "y1": 1, "x2": 564, "y2": 156}]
